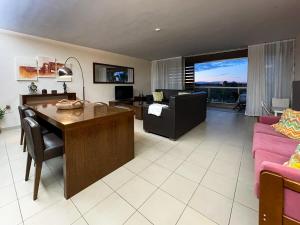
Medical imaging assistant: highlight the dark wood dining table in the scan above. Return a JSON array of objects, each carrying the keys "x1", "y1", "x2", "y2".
[{"x1": 27, "y1": 102, "x2": 134, "y2": 199}]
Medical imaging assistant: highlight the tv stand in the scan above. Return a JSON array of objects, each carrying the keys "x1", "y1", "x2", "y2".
[{"x1": 109, "y1": 99, "x2": 145, "y2": 120}]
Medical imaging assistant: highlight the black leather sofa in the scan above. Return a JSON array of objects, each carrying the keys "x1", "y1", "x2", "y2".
[{"x1": 143, "y1": 92, "x2": 207, "y2": 140}]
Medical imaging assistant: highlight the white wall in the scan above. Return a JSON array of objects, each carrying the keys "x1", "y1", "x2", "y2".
[
  {"x1": 0, "y1": 30, "x2": 151, "y2": 128},
  {"x1": 295, "y1": 33, "x2": 300, "y2": 81}
]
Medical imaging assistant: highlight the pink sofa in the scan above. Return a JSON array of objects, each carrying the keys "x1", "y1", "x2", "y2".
[{"x1": 253, "y1": 116, "x2": 300, "y2": 225}]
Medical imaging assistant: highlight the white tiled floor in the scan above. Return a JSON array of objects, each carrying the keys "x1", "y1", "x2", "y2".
[{"x1": 0, "y1": 109, "x2": 259, "y2": 225}]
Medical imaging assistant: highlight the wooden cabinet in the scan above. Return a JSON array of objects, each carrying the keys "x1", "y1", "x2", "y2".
[{"x1": 20, "y1": 93, "x2": 76, "y2": 105}]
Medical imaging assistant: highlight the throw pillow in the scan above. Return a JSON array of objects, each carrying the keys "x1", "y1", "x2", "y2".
[
  {"x1": 152, "y1": 91, "x2": 164, "y2": 102},
  {"x1": 272, "y1": 109, "x2": 300, "y2": 140},
  {"x1": 284, "y1": 144, "x2": 300, "y2": 170}
]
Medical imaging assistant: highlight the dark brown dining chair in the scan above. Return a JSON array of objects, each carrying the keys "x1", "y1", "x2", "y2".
[
  {"x1": 23, "y1": 117, "x2": 64, "y2": 200},
  {"x1": 24, "y1": 109, "x2": 49, "y2": 134},
  {"x1": 18, "y1": 105, "x2": 29, "y2": 152}
]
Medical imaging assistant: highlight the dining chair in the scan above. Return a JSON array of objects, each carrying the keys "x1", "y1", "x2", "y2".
[
  {"x1": 18, "y1": 105, "x2": 29, "y2": 152},
  {"x1": 261, "y1": 101, "x2": 272, "y2": 115},
  {"x1": 24, "y1": 109, "x2": 49, "y2": 134},
  {"x1": 23, "y1": 117, "x2": 64, "y2": 200}
]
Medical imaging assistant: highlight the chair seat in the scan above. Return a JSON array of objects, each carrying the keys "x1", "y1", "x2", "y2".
[{"x1": 43, "y1": 133, "x2": 64, "y2": 160}]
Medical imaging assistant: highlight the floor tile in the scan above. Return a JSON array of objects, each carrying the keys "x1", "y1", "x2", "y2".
[
  {"x1": 18, "y1": 188, "x2": 64, "y2": 220},
  {"x1": 229, "y1": 202, "x2": 258, "y2": 225},
  {"x1": 14, "y1": 173, "x2": 62, "y2": 199},
  {"x1": 201, "y1": 170, "x2": 237, "y2": 199},
  {"x1": 23, "y1": 199, "x2": 80, "y2": 225},
  {"x1": 238, "y1": 165, "x2": 255, "y2": 187},
  {"x1": 0, "y1": 184, "x2": 17, "y2": 207},
  {"x1": 186, "y1": 151, "x2": 215, "y2": 168},
  {"x1": 189, "y1": 186, "x2": 233, "y2": 225},
  {"x1": 155, "y1": 154, "x2": 183, "y2": 171},
  {"x1": 0, "y1": 163, "x2": 14, "y2": 188},
  {"x1": 175, "y1": 162, "x2": 206, "y2": 183},
  {"x1": 139, "y1": 164, "x2": 172, "y2": 186},
  {"x1": 175, "y1": 161, "x2": 207, "y2": 183},
  {"x1": 102, "y1": 167, "x2": 135, "y2": 190},
  {"x1": 124, "y1": 212, "x2": 153, "y2": 225},
  {"x1": 139, "y1": 189, "x2": 185, "y2": 225},
  {"x1": 138, "y1": 148, "x2": 165, "y2": 162},
  {"x1": 72, "y1": 180, "x2": 113, "y2": 214},
  {"x1": 117, "y1": 176, "x2": 156, "y2": 208},
  {"x1": 124, "y1": 157, "x2": 152, "y2": 174},
  {"x1": 0, "y1": 201, "x2": 22, "y2": 225},
  {"x1": 177, "y1": 207, "x2": 217, "y2": 225},
  {"x1": 235, "y1": 181, "x2": 259, "y2": 211},
  {"x1": 72, "y1": 218, "x2": 89, "y2": 225},
  {"x1": 161, "y1": 173, "x2": 198, "y2": 203},
  {"x1": 153, "y1": 140, "x2": 176, "y2": 153},
  {"x1": 209, "y1": 158, "x2": 240, "y2": 179},
  {"x1": 84, "y1": 193, "x2": 135, "y2": 225}
]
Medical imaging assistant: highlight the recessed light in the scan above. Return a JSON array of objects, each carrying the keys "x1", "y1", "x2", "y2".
[{"x1": 155, "y1": 28, "x2": 161, "y2": 32}]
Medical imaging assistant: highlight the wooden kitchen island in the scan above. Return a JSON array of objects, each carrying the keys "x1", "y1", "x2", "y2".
[{"x1": 27, "y1": 102, "x2": 134, "y2": 199}]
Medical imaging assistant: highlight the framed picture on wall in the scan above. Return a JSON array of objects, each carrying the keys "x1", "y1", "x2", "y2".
[
  {"x1": 15, "y1": 56, "x2": 38, "y2": 81},
  {"x1": 56, "y1": 62, "x2": 72, "y2": 82},
  {"x1": 37, "y1": 56, "x2": 56, "y2": 78}
]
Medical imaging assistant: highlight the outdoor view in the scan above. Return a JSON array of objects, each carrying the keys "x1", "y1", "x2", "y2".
[{"x1": 194, "y1": 57, "x2": 248, "y2": 103}]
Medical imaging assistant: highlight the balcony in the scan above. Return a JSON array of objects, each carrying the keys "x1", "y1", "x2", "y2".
[{"x1": 195, "y1": 86, "x2": 247, "y2": 104}]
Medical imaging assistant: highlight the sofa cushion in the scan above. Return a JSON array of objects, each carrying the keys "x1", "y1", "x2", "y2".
[
  {"x1": 254, "y1": 123, "x2": 285, "y2": 137},
  {"x1": 284, "y1": 144, "x2": 300, "y2": 170},
  {"x1": 272, "y1": 108, "x2": 300, "y2": 140},
  {"x1": 252, "y1": 132, "x2": 300, "y2": 158},
  {"x1": 254, "y1": 150, "x2": 289, "y2": 196},
  {"x1": 152, "y1": 91, "x2": 163, "y2": 102}
]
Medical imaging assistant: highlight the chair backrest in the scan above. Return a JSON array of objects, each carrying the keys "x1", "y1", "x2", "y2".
[
  {"x1": 24, "y1": 109, "x2": 37, "y2": 120},
  {"x1": 18, "y1": 105, "x2": 29, "y2": 128},
  {"x1": 238, "y1": 94, "x2": 247, "y2": 104},
  {"x1": 261, "y1": 101, "x2": 272, "y2": 115},
  {"x1": 23, "y1": 117, "x2": 44, "y2": 161},
  {"x1": 272, "y1": 98, "x2": 289, "y2": 108}
]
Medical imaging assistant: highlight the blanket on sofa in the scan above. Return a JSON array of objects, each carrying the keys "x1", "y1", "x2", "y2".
[{"x1": 148, "y1": 103, "x2": 168, "y2": 116}]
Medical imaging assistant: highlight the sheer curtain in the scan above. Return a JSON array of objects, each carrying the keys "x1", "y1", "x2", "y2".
[
  {"x1": 246, "y1": 40, "x2": 295, "y2": 116},
  {"x1": 151, "y1": 57, "x2": 183, "y2": 91}
]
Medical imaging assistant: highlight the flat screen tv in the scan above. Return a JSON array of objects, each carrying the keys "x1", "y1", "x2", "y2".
[{"x1": 115, "y1": 86, "x2": 133, "y2": 100}]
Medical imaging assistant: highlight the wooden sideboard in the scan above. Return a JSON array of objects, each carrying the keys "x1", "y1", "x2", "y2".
[{"x1": 20, "y1": 93, "x2": 76, "y2": 105}]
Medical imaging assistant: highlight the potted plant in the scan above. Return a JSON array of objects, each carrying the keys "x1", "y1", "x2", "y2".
[{"x1": 0, "y1": 106, "x2": 9, "y2": 133}]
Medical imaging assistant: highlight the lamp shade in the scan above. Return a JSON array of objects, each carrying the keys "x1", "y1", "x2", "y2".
[{"x1": 58, "y1": 66, "x2": 73, "y2": 77}]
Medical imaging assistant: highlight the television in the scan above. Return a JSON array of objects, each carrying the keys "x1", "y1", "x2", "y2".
[{"x1": 115, "y1": 86, "x2": 133, "y2": 100}]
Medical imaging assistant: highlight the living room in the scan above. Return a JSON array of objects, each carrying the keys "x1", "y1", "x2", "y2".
[{"x1": 0, "y1": 1, "x2": 300, "y2": 225}]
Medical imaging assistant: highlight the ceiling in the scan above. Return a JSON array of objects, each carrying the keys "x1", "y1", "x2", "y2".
[{"x1": 0, "y1": 0, "x2": 299, "y2": 60}]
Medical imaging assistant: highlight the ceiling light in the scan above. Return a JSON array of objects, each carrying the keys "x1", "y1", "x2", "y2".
[{"x1": 155, "y1": 28, "x2": 161, "y2": 32}]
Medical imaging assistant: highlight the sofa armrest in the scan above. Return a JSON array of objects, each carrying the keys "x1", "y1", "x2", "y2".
[
  {"x1": 261, "y1": 161, "x2": 300, "y2": 182},
  {"x1": 258, "y1": 116, "x2": 280, "y2": 125},
  {"x1": 259, "y1": 162, "x2": 300, "y2": 225}
]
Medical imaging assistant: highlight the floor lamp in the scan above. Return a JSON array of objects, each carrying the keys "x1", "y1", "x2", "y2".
[{"x1": 58, "y1": 56, "x2": 85, "y2": 102}]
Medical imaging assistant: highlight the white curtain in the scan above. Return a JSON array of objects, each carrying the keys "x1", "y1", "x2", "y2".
[
  {"x1": 246, "y1": 40, "x2": 295, "y2": 116},
  {"x1": 151, "y1": 57, "x2": 183, "y2": 91}
]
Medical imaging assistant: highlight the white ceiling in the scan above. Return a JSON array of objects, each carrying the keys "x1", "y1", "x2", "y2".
[{"x1": 0, "y1": 0, "x2": 299, "y2": 60}]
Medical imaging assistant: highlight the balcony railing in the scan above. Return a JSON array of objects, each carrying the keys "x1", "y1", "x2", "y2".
[{"x1": 195, "y1": 86, "x2": 247, "y2": 104}]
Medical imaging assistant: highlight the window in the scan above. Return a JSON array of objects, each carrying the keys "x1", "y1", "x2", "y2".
[
  {"x1": 184, "y1": 49, "x2": 248, "y2": 103},
  {"x1": 194, "y1": 58, "x2": 248, "y2": 87}
]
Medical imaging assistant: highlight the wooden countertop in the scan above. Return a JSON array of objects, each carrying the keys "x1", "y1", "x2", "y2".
[{"x1": 27, "y1": 102, "x2": 134, "y2": 130}]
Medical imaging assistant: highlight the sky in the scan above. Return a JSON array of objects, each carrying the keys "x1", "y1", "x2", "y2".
[{"x1": 195, "y1": 57, "x2": 248, "y2": 83}]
